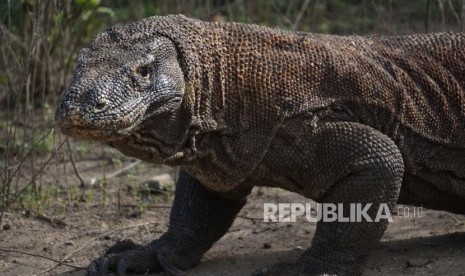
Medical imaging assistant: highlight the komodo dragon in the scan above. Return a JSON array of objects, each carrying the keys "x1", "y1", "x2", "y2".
[{"x1": 55, "y1": 15, "x2": 465, "y2": 276}]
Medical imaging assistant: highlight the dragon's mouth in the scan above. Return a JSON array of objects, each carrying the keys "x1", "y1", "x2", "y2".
[
  {"x1": 58, "y1": 124, "x2": 132, "y2": 142},
  {"x1": 57, "y1": 94, "x2": 184, "y2": 142},
  {"x1": 57, "y1": 108, "x2": 146, "y2": 142}
]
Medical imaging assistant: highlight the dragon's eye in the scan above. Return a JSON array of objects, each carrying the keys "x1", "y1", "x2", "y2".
[{"x1": 136, "y1": 65, "x2": 150, "y2": 78}]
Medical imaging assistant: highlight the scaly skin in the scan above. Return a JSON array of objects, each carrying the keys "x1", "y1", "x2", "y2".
[{"x1": 55, "y1": 15, "x2": 465, "y2": 275}]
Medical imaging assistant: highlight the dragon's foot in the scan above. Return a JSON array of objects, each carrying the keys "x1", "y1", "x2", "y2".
[{"x1": 86, "y1": 239, "x2": 192, "y2": 276}]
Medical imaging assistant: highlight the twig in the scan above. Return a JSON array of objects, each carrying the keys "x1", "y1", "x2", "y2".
[
  {"x1": 0, "y1": 248, "x2": 82, "y2": 269},
  {"x1": 270, "y1": 0, "x2": 293, "y2": 27},
  {"x1": 438, "y1": 0, "x2": 446, "y2": 31},
  {"x1": 447, "y1": 0, "x2": 462, "y2": 27},
  {"x1": 0, "y1": 24, "x2": 27, "y2": 51},
  {"x1": 237, "y1": 215, "x2": 263, "y2": 221},
  {"x1": 12, "y1": 137, "x2": 67, "y2": 203},
  {"x1": 292, "y1": 0, "x2": 311, "y2": 31},
  {"x1": 143, "y1": 224, "x2": 151, "y2": 238},
  {"x1": 36, "y1": 221, "x2": 162, "y2": 275},
  {"x1": 462, "y1": 0, "x2": 465, "y2": 31},
  {"x1": 68, "y1": 221, "x2": 161, "y2": 258},
  {"x1": 425, "y1": 0, "x2": 431, "y2": 32},
  {"x1": 29, "y1": 209, "x2": 68, "y2": 228},
  {"x1": 66, "y1": 138, "x2": 86, "y2": 188},
  {"x1": 108, "y1": 160, "x2": 142, "y2": 179},
  {"x1": 89, "y1": 160, "x2": 142, "y2": 185},
  {"x1": 252, "y1": 227, "x2": 273, "y2": 234},
  {"x1": 117, "y1": 204, "x2": 172, "y2": 209}
]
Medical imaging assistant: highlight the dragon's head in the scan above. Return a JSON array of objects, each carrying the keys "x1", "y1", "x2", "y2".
[{"x1": 56, "y1": 25, "x2": 186, "y2": 143}]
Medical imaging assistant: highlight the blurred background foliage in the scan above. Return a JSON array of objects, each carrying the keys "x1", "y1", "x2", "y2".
[
  {"x1": 0, "y1": 0, "x2": 464, "y2": 218},
  {"x1": 1, "y1": 0, "x2": 464, "y2": 107}
]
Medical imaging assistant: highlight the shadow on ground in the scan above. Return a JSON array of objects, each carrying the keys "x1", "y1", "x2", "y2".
[{"x1": 58, "y1": 232, "x2": 465, "y2": 276}]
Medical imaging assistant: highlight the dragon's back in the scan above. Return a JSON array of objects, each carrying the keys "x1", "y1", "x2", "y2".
[
  {"x1": 298, "y1": 32, "x2": 465, "y2": 148},
  {"x1": 369, "y1": 32, "x2": 465, "y2": 147}
]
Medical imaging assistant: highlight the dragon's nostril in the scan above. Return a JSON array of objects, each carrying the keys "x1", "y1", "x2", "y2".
[{"x1": 58, "y1": 102, "x2": 65, "y2": 113}]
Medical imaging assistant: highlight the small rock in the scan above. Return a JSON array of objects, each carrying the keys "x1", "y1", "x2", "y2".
[
  {"x1": 126, "y1": 210, "x2": 142, "y2": 219},
  {"x1": 22, "y1": 210, "x2": 31, "y2": 218},
  {"x1": 64, "y1": 240, "x2": 75, "y2": 246},
  {"x1": 295, "y1": 246, "x2": 304, "y2": 251},
  {"x1": 407, "y1": 258, "x2": 431, "y2": 267},
  {"x1": 263, "y1": 243, "x2": 272, "y2": 249},
  {"x1": 2, "y1": 224, "x2": 11, "y2": 230},
  {"x1": 140, "y1": 174, "x2": 175, "y2": 194}
]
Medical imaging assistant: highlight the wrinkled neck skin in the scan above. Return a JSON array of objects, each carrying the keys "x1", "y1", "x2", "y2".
[
  {"x1": 148, "y1": 20, "x2": 326, "y2": 190},
  {"x1": 107, "y1": 105, "x2": 191, "y2": 164}
]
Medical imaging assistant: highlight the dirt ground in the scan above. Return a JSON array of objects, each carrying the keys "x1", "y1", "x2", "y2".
[{"x1": 1, "y1": 140, "x2": 465, "y2": 276}]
